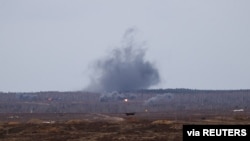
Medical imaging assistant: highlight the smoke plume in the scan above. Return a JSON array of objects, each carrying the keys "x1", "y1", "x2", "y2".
[
  {"x1": 144, "y1": 93, "x2": 173, "y2": 106},
  {"x1": 99, "y1": 91, "x2": 136, "y2": 102},
  {"x1": 86, "y1": 28, "x2": 160, "y2": 92}
]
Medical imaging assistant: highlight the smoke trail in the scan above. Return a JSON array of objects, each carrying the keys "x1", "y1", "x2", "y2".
[
  {"x1": 99, "y1": 91, "x2": 126, "y2": 102},
  {"x1": 99, "y1": 91, "x2": 136, "y2": 102},
  {"x1": 144, "y1": 93, "x2": 173, "y2": 106},
  {"x1": 86, "y1": 28, "x2": 160, "y2": 92}
]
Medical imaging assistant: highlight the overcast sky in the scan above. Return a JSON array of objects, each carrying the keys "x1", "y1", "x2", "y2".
[{"x1": 0, "y1": 0, "x2": 250, "y2": 92}]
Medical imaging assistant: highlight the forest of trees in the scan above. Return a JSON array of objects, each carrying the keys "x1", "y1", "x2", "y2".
[{"x1": 0, "y1": 89, "x2": 249, "y2": 115}]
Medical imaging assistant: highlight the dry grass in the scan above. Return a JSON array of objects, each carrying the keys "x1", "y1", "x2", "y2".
[{"x1": 0, "y1": 113, "x2": 250, "y2": 141}]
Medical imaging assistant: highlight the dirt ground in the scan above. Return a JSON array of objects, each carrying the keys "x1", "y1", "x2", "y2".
[{"x1": 0, "y1": 113, "x2": 250, "y2": 141}]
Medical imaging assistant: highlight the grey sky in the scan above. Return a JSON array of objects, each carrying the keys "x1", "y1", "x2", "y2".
[{"x1": 0, "y1": 0, "x2": 250, "y2": 92}]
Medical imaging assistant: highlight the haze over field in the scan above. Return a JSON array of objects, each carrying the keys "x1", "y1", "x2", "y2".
[{"x1": 0, "y1": 0, "x2": 250, "y2": 92}]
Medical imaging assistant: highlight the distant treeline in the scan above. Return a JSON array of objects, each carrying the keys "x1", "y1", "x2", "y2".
[
  {"x1": 1, "y1": 88, "x2": 250, "y2": 95},
  {"x1": 0, "y1": 89, "x2": 250, "y2": 114},
  {"x1": 122, "y1": 88, "x2": 250, "y2": 94}
]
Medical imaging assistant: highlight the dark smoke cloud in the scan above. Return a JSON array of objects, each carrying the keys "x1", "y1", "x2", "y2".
[{"x1": 86, "y1": 28, "x2": 160, "y2": 92}]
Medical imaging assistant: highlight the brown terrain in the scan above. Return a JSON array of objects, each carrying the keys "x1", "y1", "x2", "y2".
[
  {"x1": 0, "y1": 89, "x2": 250, "y2": 141},
  {"x1": 0, "y1": 112, "x2": 250, "y2": 141}
]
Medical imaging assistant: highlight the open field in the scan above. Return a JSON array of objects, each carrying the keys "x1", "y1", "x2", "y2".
[
  {"x1": 0, "y1": 89, "x2": 250, "y2": 140},
  {"x1": 0, "y1": 112, "x2": 250, "y2": 141}
]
